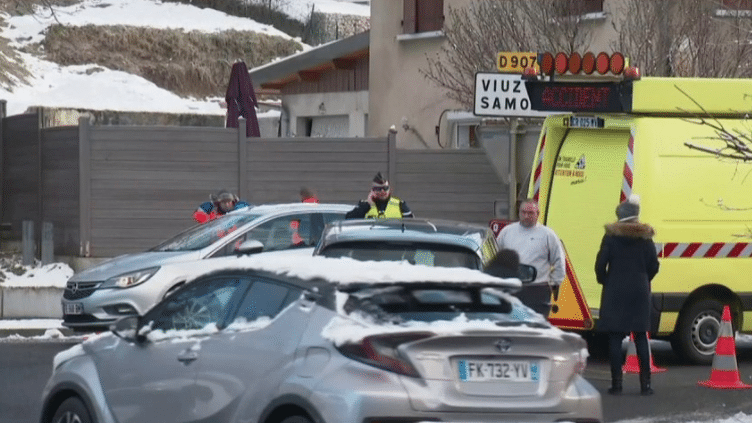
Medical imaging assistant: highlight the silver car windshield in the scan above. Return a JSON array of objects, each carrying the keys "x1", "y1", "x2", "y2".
[{"x1": 150, "y1": 213, "x2": 264, "y2": 252}]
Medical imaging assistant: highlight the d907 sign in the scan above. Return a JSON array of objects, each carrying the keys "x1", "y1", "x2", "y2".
[{"x1": 497, "y1": 52, "x2": 539, "y2": 73}]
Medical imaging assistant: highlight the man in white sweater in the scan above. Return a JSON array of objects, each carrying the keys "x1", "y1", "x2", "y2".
[{"x1": 496, "y1": 198, "x2": 565, "y2": 318}]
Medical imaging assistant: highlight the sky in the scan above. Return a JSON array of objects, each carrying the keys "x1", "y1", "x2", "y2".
[{"x1": 0, "y1": 0, "x2": 369, "y2": 116}]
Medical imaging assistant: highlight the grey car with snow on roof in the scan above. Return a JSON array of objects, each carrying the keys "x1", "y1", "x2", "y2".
[
  {"x1": 42, "y1": 255, "x2": 602, "y2": 423},
  {"x1": 61, "y1": 203, "x2": 351, "y2": 331}
]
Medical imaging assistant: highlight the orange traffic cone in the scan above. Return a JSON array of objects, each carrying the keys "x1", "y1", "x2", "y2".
[
  {"x1": 622, "y1": 332, "x2": 667, "y2": 374},
  {"x1": 698, "y1": 305, "x2": 751, "y2": 389}
]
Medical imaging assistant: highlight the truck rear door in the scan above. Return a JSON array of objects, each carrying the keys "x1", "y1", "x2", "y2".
[{"x1": 543, "y1": 128, "x2": 631, "y2": 313}]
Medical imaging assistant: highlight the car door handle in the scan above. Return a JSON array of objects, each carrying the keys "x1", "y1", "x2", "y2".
[{"x1": 177, "y1": 350, "x2": 199, "y2": 364}]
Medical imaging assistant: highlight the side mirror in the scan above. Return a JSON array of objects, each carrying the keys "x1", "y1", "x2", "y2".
[
  {"x1": 518, "y1": 264, "x2": 537, "y2": 284},
  {"x1": 110, "y1": 315, "x2": 140, "y2": 343},
  {"x1": 234, "y1": 239, "x2": 264, "y2": 255}
]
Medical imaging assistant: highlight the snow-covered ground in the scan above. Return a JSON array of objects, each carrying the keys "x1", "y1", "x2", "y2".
[{"x1": 0, "y1": 0, "x2": 369, "y2": 116}]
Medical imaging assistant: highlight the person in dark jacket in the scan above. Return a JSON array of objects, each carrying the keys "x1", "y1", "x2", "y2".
[
  {"x1": 193, "y1": 189, "x2": 251, "y2": 224},
  {"x1": 345, "y1": 172, "x2": 413, "y2": 219},
  {"x1": 595, "y1": 194, "x2": 660, "y2": 396}
]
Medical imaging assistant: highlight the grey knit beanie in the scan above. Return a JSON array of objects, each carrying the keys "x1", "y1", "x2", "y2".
[{"x1": 616, "y1": 194, "x2": 640, "y2": 222}]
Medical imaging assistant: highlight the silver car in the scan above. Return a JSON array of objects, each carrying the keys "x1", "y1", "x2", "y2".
[
  {"x1": 61, "y1": 203, "x2": 352, "y2": 331},
  {"x1": 41, "y1": 255, "x2": 602, "y2": 423},
  {"x1": 314, "y1": 218, "x2": 499, "y2": 269}
]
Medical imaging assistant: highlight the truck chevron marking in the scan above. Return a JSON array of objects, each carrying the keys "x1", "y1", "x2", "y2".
[
  {"x1": 532, "y1": 131, "x2": 547, "y2": 202},
  {"x1": 620, "y1": 131, "x2": 635, "y2": 202},
  {"x1": 657, "y1": 242, "x2": 752, "y2": 258}
]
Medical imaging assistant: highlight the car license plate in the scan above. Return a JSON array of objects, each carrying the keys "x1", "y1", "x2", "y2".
[
  {"x1": 64, "y1": 303, "x2": 83, "y2": 315},
  {"x1": 458, "y1": 359, "x2": 539, "y2": 382}
]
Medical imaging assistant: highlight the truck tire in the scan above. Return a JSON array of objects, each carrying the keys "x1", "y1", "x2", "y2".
[{"x1": 671, "y1": 299, "x2": 724, "y2": 365}]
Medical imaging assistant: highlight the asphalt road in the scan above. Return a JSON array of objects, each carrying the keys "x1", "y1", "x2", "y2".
[
  {"x1": 0, "y1": 339, "x2": 81, "y2": 423},
  {"x1": 587, "y1": 339, "x2": 752, "y2": 422},
  {"x1": 2, "y1": 337, "x2": 752, "y2": 423}
]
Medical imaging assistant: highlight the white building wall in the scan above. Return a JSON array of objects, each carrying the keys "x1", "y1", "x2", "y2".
[
  {"x1": 282, "y1": 91, "x2": 368, "y2": 137},
  {"x1": 369, "y1": 0, "x2": 473, "y2": 149}
]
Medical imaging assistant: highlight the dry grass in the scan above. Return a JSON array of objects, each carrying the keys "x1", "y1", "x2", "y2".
[{"x1": 39, "y1": 25, "x2": 302, "y2": 98}]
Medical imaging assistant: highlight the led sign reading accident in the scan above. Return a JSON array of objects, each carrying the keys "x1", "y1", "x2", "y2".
[{"x1": 525, "y1": 81, "x2": 633, "y2": 113}]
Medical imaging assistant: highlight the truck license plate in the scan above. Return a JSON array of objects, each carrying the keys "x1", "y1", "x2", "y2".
[{"x1": 566, "y1": 116, "x2": 604, "y2": 128}]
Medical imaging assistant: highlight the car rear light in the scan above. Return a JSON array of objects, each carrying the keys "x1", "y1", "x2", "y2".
[
  {"x1": 574, "y1": 347, "x2": 589, "y2": 375},
  {"x1": 337, "y1": 332, "x2": 433, "y2": 378}
]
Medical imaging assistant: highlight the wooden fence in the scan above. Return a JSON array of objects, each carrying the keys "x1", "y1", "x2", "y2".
[{"x1": 2, "y1": 114, "x2": 510, "y2": 258}]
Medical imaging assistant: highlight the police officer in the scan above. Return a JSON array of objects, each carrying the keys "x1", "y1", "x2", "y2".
[{"x1": 345, "y1": 172, "x2": 413, "y2": 219}]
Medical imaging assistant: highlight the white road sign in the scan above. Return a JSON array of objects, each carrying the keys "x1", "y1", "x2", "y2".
[{"x1": 473, "y1": 72, "x2": 552, "y2": 118}]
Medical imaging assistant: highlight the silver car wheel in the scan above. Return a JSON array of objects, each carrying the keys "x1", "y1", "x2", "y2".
[
  {"x1": 51, "y1": 397, "x2": 92, "y2": 423},
  {"x1": 55, "y1": 412, "x2": 83, "y2": 423}
]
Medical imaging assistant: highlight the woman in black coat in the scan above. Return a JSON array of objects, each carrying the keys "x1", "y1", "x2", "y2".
[{"x1": 595, "y1": 195, "x2": 660, "y2": 396}]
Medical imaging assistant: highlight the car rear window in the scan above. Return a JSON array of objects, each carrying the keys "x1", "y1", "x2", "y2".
[
  {"x1": 320, "y1": 241, "x2": 481, "y2": 269},
  {"x1": 343, "y1": 285, "x2": 548, "y2": 326}
]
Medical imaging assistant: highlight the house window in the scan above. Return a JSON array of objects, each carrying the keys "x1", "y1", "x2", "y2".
[
  {"x1": 558, "y1": 0, "x2": 603, "y2": 16},
  {"x1": 403, "y1": 0, "x2": 444, "y2": 34}
]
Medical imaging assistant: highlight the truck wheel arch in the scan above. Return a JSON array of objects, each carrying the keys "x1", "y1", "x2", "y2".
[{"x1": 670, "y1": 287, "x2": 740, "y2": 364}]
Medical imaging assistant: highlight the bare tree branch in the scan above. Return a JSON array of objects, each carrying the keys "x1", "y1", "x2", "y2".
[
  {"x1": 420, "y1": 0, "x2": 596, "y2": 109},
  {"x1": 611, "y1": 0, "x2": 752, "y2": 77}
]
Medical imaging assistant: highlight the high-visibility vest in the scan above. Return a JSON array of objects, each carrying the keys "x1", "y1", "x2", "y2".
[{"x1": 365, "y1": 197, "x2": 403, "y2": 219}]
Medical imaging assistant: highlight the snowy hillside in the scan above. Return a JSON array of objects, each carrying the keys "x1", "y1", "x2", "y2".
[{"x1": 0, "y1": 0, "x2": 369, "y2": 116}]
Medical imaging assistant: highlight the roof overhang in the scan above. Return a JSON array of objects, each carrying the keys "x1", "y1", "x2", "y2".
[{"x1": 249, "y1": 31, "x2": 370, "y2": 91}]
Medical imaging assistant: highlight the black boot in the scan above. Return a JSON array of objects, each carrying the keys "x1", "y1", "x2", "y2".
[
  {"x1": 639, "y1": 371, "x2": 653, "y2": 395},
  {"x1": 607, "y1": 333, "x2": 625, "y2": 395},
  {"x1": 636, "y1": 333, "x2": 654, "y2": 395},
  {"x1": 608, "y1": 378, "x2": 623, "y2": 395}
]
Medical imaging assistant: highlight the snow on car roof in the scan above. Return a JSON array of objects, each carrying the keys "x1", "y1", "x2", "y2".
[
  {"x1": 321, "y1": 307, "x2": 560, "y2": 347},
  {"x1": 167, "y1": 254, "x2": 520, "y2": 288}
]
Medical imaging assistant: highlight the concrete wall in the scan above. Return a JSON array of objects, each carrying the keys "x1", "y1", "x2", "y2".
[{"x1": 0, "y1": 286, "x2": 63, "y2": 318}]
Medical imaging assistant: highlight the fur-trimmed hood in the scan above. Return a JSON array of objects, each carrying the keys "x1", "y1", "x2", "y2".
[{"x1": 604, "y1": 221, "x2": 655, "y2": 239}]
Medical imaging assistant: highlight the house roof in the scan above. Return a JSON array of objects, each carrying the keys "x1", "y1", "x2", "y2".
[{"x1": 249, "y1": 30, "x2": 370, "y2": 91}]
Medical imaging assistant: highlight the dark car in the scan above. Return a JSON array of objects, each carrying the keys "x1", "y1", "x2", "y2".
[{"x1": 313, "y1": 218, "x2": 500, "y2": 269}]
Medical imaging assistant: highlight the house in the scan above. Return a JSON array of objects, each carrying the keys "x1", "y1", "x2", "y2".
[{"x1": 249, "y1": 31, "x2": 369, "y2": 138}]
